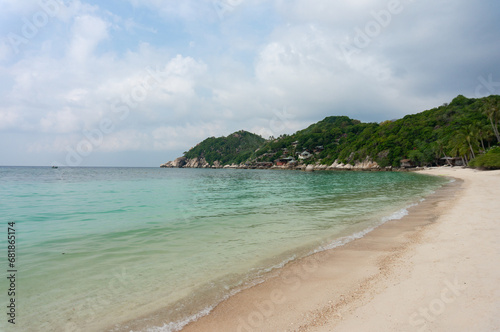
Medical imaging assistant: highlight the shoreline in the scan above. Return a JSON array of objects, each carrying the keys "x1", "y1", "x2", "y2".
[{"x1": 174, "y1": 167, "x2": 499, "y2": 332}]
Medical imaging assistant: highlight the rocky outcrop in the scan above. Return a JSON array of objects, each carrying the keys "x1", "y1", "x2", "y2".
[
  {"x1": 160, "y1": 157, "x2": 187, "y2": 168},
  {"x1": 161, "y1": 157, "x2": 211, "y2": 168},
  {"x1": 161, "y1": 158, "x2": 268, "y2": 169},
  {"x1": 313, "y1": 164, "x2": 328, "y2": 170},
  {"x1": 327, "y1": 157, "x2": 380, "y2": 170},
  {"x1": 184, "y1": 157, "x2": 210, "y2": 168},
  {"x1": 327, "y1": 160, "x2": 343, "y2": 169},
  {"x1": 161, "y1": 156, "x2": 382, "y2": 171},
  {"x1": 353, "y1": 157, "x2": 380, "y2": 169},
  {"x1": 305, "y1": 164, "x2": 315, "y2": 172},
  {"x1": 223, "y1": 164, "x2": 241, "y2": 169}
]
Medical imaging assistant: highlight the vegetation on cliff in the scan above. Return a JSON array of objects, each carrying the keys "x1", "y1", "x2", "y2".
[
  {"x1": 469, "y1": 146, "x2": 500, "y2": 170},
  {"x1": 183, "y1": 130, "x2": 266, "y2": 165},
  {"x1": 252, "y1": 95, "x2": 499, "y2": 167},
  {"x1": 179, "y1": 95, "x2": 500, "y2": 168}
]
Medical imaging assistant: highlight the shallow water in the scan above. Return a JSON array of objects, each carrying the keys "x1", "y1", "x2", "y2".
[{"x1": 0, "y1": 167, "x2": 447, "y2": 331}]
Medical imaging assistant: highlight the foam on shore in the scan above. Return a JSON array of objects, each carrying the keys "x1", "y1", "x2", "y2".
[{"x1": 178, "y1": 172, "x2": 467, "y2": 332}]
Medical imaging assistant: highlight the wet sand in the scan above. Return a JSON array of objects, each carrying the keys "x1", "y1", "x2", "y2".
[{"x1": 180, "y1": 168, "x2": 500, "y2": 332}]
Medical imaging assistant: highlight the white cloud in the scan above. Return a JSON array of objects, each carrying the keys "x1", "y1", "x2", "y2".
[
  {"x1": 151, "y1": 122, "x2": 225, "y2": 151},
  {"x1": 0, "y1": 108, "x2": 20, "y2": 130},
  {"x1": 98, "y1": 129, "x2": 149, "y2": 151},
  {"x1": 123, "y1": 0, "x2": 214, "y2": 24},
  {"x1": 122, "y1": 18, "x2": 157, "y2": 34},
  {"x1": 68, "y1": 15, "x2": 109, "y2": 62},
  {"x1": 0, "y1": 40, "x2": 13, "y2": 61},
  {"x1": 40, "y1": 108, "x2": 81, "y2": 133},
  {"x1": 0, "y1": 0, "x2": 40, "y2": 16},
  {"x1": 2, "y1": 36, "x2": 209, "y2": 135},
  {"x1": 254, "y1": 24, "x2": 395, "y2": 119},
  {"x1": 275, "y1": 0, "x2": 395, "y2": 30},
  {"x1": 66, "y1": 88, "x2": 88, "y2": 104},
  {"x1": 56, "y1": 0, "x2": 99, "y2": 23},
  {"x1": 1, "y1": 0, "x2": 500, "y2": 166}
]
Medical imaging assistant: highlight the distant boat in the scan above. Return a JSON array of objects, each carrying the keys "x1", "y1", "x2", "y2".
[{"x1": 52, "y1": 166, "x2": 58, "y2": 169}]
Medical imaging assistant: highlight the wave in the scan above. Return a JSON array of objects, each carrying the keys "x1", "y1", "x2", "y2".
[
  {"x1": 142, "y1": 200, "x2": 424, "y2": 332},
  {"x1": 314, "y1": 202, "x2": 419, "y2": 253}
]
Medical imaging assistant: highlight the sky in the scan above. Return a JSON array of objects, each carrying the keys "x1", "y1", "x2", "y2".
[{"x1": 1, "y1": 0, "x2": 500, "y2": 167}]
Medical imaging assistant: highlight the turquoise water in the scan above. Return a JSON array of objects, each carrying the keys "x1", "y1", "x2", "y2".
[{"x1": 0, "y1": 167, "x2": 447, "y2": 331}]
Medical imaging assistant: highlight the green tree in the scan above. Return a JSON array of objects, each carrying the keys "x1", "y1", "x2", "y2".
[
  {"x1": 449, "y1": 133, "x2": 470, "y2": 165},
  {"x1": 408, "y1": 149, "x2": 425, "y2": 166},
  {"x1": 457, "y1": 125, "x2": 480, "y2": 160},
  {"x1": 477, "y1": 124, "x2": 492, "y2": 152},
  {"x1": 482, "y1": 97, "x2": 500, "y2": 143}
]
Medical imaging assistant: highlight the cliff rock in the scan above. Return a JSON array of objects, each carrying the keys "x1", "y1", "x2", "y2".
[{"x1": 353, "y1": 157, "x2": 380, "y2": 169}]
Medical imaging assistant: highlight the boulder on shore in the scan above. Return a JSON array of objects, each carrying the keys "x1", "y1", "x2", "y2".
[
  {"x1": 353, "y1": 157, "x2": 380, "y2": 169},
  {"x1": 326, "y1": 158, "x2": 380, "y2": 170},
  {"x1": 184, "y1": 157, "x2": 210, "y2": 168},
  {"x1": 161, "y1": 157, "x2": 210, "y2": 168}
]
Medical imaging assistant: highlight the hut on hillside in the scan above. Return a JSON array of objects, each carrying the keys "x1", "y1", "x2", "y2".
[
  {"x1": 298, "y1": 151, "x2": 312, "y2": 160},
  {"x1": 439, "y1": 157, "x2": 464, "y2": 166},
  {"x1": 400, "y1": 159, "x2": 415, "y2": 168},
  {"x1": 275, "y1": 156, "x2": 296, "y2": 166}
]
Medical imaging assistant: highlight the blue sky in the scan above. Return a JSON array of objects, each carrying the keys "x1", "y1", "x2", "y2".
[{"x1": 1, "y1": 0, "x2": 500, "y2": 166}]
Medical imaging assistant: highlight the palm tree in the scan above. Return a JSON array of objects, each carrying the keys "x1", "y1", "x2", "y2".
[
  {"x1": 434, "y1": 139, "x2": 446, "y2": 158},
  {"x1": 482, "y1": 98, "x2": 500, "y2": 143},
  {"x1": 478, "y1": 124, "x2": 493, "y2": 152},
  {"x1": 459, "y1": 125, "x2": 480, "y2": 160},
  {"x1": 432, "y1": 139, "x2": 449, "y2": 165},
  {"x1": 448, "y1": 134, "x2": 470, "y2": 166}
]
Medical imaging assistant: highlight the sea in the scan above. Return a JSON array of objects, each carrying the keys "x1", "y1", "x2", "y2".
[{"x1": 0, "y1": 166, "x2": 448, "y2": 332}]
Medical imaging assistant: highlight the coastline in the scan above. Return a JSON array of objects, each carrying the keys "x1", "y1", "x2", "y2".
[{"x1": 176, "y1": 167, "x2": 499, "y2": 332}]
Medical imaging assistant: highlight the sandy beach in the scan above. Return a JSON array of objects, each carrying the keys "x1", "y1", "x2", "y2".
[{"x1": 182, "y1": 168, "x2": 500, "y2": 332}]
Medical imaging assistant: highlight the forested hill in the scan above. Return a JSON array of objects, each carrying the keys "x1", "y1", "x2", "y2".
[
  {"x1": 176, "y1": 95, "x2": 500, "y2": 168},
  {"x1": 183, "y1": 130, "x2": 266, "y2": 165}
]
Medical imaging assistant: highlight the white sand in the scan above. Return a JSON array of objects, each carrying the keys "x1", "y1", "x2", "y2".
[
  {"x1": 325, "y1": 168, "x2": 500, "y2": 332},
  {"x1": 180, "y1": 168, "x2": 500, "y2": 332}
]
